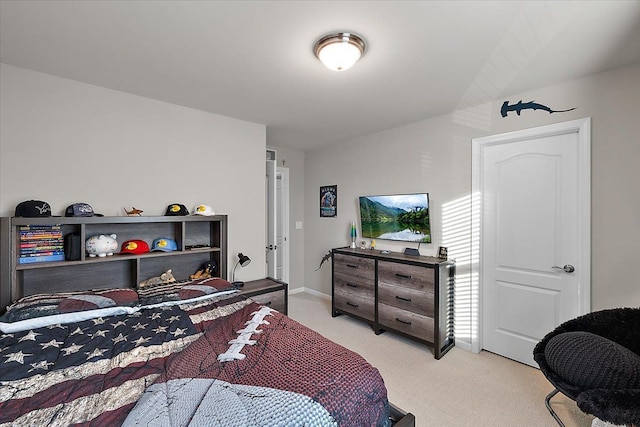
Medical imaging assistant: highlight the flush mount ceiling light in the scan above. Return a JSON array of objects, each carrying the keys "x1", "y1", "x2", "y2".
[{"x1": 314, "y1": 32, "x2": 366, "y2": 71}]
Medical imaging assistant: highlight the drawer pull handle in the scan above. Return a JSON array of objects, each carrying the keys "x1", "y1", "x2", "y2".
[
  {"x1": 395, "y1": 318, "x2": 412, "y2": 326},
  {"x1": 347, "y1": 283, "x2": 358, "y2": 288},
  {"x1": 347, "y1": 302, "x2": 359, "y2": 308},
  {"x1": 395, "y1": 273, "x2": 412, "y2": 279},
  {"x1": 346, "y1": 264, "x2": 359, "y2": 269},
  {"x1": 396, "y1": 295, "x2": 412, "y2": 303}
]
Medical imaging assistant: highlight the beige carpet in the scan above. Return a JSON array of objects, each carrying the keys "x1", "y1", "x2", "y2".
[{"x1": 287, "y1": 292, "x2": 594, "y2": 427}]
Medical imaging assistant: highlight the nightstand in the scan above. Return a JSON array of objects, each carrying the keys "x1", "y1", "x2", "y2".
[{"x1": 237, "y1": 277, "x2": 288, "y2": 315}]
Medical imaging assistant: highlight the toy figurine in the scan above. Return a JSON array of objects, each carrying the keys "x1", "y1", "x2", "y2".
[
  {"x1": 190, "y1": 262, "x2": 216, "y2": 279},
  {"x1": 315, "y1": 251, "x2": 332, "y2": 271},
  {"x1": 370, "y1": 239, "x2": 376, "y2": 250},
  {"x1": 138, "y1": 269, "x2": 176, "y2": 288},
  {"x1": 124, "y1": 207, "x2": 143, "y2": 216}
]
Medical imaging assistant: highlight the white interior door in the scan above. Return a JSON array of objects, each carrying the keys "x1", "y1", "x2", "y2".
[
  {"x1": 265, "y1": 159, "x2": 277, "y2": 278},
  {"x1": 473, "y1": 118, "x2": 591, "y2": 367}
]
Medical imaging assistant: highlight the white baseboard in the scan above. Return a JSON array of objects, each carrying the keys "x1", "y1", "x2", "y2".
[
  {"x1": 455, "y1": 341, "x2": 472, "y2": 352},
  {"x1": 303, "y1": 287, "x2": 331, "y2": 301},
  {"x1": 288, "y1": 287, "x2": 331, "y2": 301}
]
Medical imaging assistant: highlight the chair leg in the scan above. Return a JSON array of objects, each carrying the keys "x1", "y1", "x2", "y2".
[{"x1": 545, "y1": 388, "x2": 565, "y2": 427}]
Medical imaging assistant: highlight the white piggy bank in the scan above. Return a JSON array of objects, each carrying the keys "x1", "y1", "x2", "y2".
[{"x1": 86, "y1": 234, "x2": 118, "y2": 257}]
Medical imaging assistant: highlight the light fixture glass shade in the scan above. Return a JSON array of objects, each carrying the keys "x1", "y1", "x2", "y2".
[{"x1": 314, "y1": 32, "x2": 365, "y2": 71}]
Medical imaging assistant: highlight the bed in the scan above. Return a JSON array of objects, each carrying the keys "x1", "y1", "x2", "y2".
[{"x1": 0, "y1": 277, "x2": 415, "y2": 426}]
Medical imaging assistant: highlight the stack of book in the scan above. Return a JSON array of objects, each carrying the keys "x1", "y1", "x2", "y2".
[{"x1": 18, "y1": 225, "x2": 65, "y2": 264}]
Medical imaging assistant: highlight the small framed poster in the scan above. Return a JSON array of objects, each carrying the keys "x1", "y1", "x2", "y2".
[
  {"x1": 320, "y1": 185, "x2": 337, "y2": 217},
  {"x1": 438, "y1": 246, "x2": 448, "y2": 260}
]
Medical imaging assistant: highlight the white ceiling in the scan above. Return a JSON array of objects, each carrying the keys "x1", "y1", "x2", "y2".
[{"x1": 2, "y1": 1, "x2": 640, "y2": 151}]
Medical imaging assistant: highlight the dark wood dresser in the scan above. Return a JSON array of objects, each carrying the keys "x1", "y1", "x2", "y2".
[{"x1": 331, "y1": 247, "x2": 455, "y2": 359}]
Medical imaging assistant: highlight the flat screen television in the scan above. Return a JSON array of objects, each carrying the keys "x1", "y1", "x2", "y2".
[{"x1": 358, "y1": 193, "x2": 431, "y2": 243}]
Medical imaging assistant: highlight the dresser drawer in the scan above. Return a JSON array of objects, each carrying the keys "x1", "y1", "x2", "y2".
[
  {"x1": 249, "y1": 290, "x2": 286, "y2": 313},
  {"x1": 378, "y1": 303, "x2": 434, "y2": 341},
  {"x1": 333, "y1": 253, "x2": 375, "y2": 280},
  {"x1": 334, "y1": 271, "x2": 374, "y2": 295},
  {"x1": 378, "y1": 282, "x2": 433, "y2": 317},
  {"x1": 378, "y1": 261, "x2": 434, "y2": 292},
  {"x1": 334, "y1": 287, "x2": 375, "y2": 321}
]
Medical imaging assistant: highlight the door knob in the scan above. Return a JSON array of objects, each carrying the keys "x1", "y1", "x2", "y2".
[{"x1": 552, "y1": 264, "x2": 575, "y2": 273}]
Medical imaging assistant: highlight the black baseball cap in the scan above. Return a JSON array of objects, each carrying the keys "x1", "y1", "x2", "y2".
[
  {"x1": 65, "y1": 203, "x2": 104, "y2": 217},
  {"x1": 14, "y1": 200, "x2": 53, "y2": 217},
  {"x1": 165, "y1": 203, "x2": 189, "y2": 216}
]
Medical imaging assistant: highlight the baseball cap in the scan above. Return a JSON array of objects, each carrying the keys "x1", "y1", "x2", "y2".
[
  {"x1": 165, "y1": 204, "x2": 189, "y2": 216},
  {"x1": 192, "y1": 204, "x2": 215, "y2": 216},
  {"x1": 65, "y1": 203, "x2": 104, "y2": 217},
  {"x1": 14, "y1": 200, "x2": 53, "y2": 217},
  {"x1": 120, "y1": 240, "x2": 150, "y2": 255},
  {"x1": 150, "y1": 238, "x2": 178, "y2": 252}
]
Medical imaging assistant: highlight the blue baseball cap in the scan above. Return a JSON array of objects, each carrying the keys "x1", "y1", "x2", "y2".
[{"x1": 150, "y1": 238, "x2": 178, "y2": 252}]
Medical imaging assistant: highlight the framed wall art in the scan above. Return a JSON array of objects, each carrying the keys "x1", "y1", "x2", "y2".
[
  {"x1": 438, "y1": 246, "x2": 448, "y2": 260},
  {"x1": 320, "y1": 185, "x2": 337, "y2": 218}
]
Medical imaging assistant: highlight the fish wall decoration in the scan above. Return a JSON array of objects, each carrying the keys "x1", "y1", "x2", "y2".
[{"x1": 501, "y1": 100, "x2": 576, "y2": 117}]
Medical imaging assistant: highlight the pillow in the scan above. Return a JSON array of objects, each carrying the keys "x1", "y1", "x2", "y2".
[
  {"x1": 545, "y1": 331, "x2": 640, "y2": 390},
  {"x1": 0, "y1": 306, "x2": 138, "y2": 334},
  {"x1": 137, "y1": 277, "x2": 236, "y2": 306},
  {"x1": 2, "y1": 288, "x2": 139, "y2": 323}
]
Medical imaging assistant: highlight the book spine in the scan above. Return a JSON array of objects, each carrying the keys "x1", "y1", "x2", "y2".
[
  {"x1": 20, "y1": 250, "x2": 65, "y2": 256},
  {"x1": 20, "y1": 242, "x2": 64, "y2": 247},
  {"x1": 18, "y1": 254, "x2": 65, "y2": 264},
  {"x1": 19, "y1": 234, "x2": 63, "y2": 238}
]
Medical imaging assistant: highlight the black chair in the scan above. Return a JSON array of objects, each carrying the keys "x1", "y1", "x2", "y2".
[{"x1": 533, "y1": 308, "x2": 640, "y2": 427}]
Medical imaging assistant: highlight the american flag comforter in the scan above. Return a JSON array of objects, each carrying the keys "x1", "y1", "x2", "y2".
[{"x1": 0, "y1": 292, "x2": 391, "y2": 426}]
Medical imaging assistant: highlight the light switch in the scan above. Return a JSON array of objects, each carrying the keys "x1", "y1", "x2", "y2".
[{"x1": 295, "y1": 221, "x2": 303, "y2": 230}]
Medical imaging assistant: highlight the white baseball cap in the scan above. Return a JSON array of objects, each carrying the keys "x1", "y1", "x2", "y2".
[{"x1": 193, "y1": 204, "x2": 215, "y2": 216}]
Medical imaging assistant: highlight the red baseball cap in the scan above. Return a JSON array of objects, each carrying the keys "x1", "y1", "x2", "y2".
[{"x1": 120, "y1": 240, "x2": 150, "y2": 255}]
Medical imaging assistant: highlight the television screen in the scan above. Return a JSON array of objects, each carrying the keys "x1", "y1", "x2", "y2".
[{"x1": 359, "y1": 193, "x2": 431, "y2": 243}]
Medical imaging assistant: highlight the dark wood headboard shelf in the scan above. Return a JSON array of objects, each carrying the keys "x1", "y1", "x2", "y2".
[{"x1": 0, "y1": 215, "x2": 227, "y2": 313}]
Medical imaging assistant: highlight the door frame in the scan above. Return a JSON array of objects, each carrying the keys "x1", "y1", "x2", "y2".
[
  {"x1": 277, "y1": 167, "x2": 290, "y2": 284},
  {"x1": 470, "y1": 118, "x2": 591, "y2": 354},
  {"x1": 266, "y1": 159, "x2": 277, "y2": 278}
]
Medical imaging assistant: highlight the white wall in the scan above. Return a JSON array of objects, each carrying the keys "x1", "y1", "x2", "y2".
[
  {"x1": 0, "y1": 64, "x2": 267, "y2": 280},
  {"x1": 304, "y1": 62, "x2": 640, "y2": 348}
]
